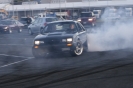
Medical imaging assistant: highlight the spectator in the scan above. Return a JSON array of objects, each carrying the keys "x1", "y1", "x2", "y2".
[{"x1": 26, "y1": 15, "x2": 32, "y2": 25}]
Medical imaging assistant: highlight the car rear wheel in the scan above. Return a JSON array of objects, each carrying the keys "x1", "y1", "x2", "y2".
[
  {"x1": 18, "y1": 28, "x2": 22, "y2": 33},
  {"x1": 70, "y1": 40, "x2": 83, "y2": 56},
  {"x1": 28, "y1": 29, "x2": 33, "y2": 35},
  {"x1": 8, "y1": 28, "x2": 12, "y2": 34}
]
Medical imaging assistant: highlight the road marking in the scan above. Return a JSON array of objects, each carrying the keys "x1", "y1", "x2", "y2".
[
  {"x1": 0, "y1": 38, "x2": 34, "y2": 39},
  {"x1": 0, "y1": 44, "x2": 32, "y2": 46},
  {"x1": 0, "y1": 58, "x2": 33, "y2": 68},
  {"x1": 0, "y1": 54, "x2": 34, "y2": 58}
]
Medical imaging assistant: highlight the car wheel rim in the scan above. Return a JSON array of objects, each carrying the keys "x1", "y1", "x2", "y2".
[
  {"x1": 19, "y1": 29, "x2": 22, "y2": 32},
  {"x1": 9, "y1": 30, "x2": 12, "y2": 33},
  {"x1": 74, "y1": 42, "x2": 83, "y2": 55}
]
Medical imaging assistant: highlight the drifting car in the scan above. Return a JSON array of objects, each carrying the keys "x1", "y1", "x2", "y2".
[
  {"x1": 32, "y1": 20, "x2": 88, "y2": 58},
  {"x1": 0, "y1": 19, "x2": 24, "y2": 34}
]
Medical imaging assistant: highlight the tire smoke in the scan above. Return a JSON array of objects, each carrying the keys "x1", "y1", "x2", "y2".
[{"x1": 87, "y1": 7, "x2": 133, "y2": 51}]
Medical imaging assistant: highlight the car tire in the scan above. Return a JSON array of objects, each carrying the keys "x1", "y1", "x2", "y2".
[
  {"x1": 18, "y1": 28, "x2": 22, "y2": 33},
  {"x1": 70, "y1": 40, "x2": 84, "y2": 56},
  {"x1": 92, "y1": 23, "x2": 95, "y2": 27},
  {"x1": 28, "y1": 29, "x2": 33, "y2": 35},
  {"x1": 8, "y1": 28, "x2": 12, "y2": 34}
]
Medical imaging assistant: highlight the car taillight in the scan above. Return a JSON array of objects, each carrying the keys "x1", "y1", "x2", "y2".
[{"x1": 44, "y1": 23, "x2": 47, "y2": 26}]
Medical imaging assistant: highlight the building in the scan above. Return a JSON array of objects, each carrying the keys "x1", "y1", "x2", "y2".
[
  {"x1": 0, "y1": 0, "x2": 13, "y2": 4},
  {"x1": 0, "y1": 0, "x2": 131, "y2": 19}
]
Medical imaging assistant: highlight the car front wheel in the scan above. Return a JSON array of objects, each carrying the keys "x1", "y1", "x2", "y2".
[
  {"x1": 70, "y1": 40, "x2": 84, "y2": 56},
  {"x1": 28, "y1": 29, "x2": 33, "y2": 35}
]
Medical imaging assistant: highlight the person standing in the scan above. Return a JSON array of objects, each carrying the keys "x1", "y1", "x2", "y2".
[{"x1": 26, "y1": 15, "x2": 32, "y2": 26}]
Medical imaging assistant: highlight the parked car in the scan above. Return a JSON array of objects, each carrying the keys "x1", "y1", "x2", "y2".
[
  {"x1": 0, "y1": 19, "x2": 24, "y2": 34},
  {"x1": 28, "y1": 17, "x2": 58, "y2": 35},
  {"x1": 19, "y1": 17, "x2": 34, "y2": 28},
  {"x1": 32, "y1": 20, "x2": 88, "y2": 58},
  {"x1": 77, "y1": 12, "x2": 96, "y2": 27}
]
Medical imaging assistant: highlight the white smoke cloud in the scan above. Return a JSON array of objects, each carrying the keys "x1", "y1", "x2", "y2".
[{"x1": 87, "y1": 7, "x2": 133, "y2": 51}]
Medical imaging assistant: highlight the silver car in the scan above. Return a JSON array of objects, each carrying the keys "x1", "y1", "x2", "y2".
[{"x1": 28, "y1": 17, "x2": 58, "y2": 35}]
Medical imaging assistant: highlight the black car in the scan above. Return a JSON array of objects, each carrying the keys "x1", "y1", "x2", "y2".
[
  {"x1": 0, "y1": 19, "x2": 24, "y2": 34},
  {"x1": 32, "y1": 20, "x2": 88, "y2": 58}
]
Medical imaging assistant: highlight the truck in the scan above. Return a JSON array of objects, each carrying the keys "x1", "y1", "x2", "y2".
[
  {"x1": 93, "y1": 10, "x2": 101, "y2": 18},
  {"x1": 77, "y1": 11, "x2": 96, "y2": 27},
  {"x1": 125, "y1": 8, "x2": 132, "y2": 16}
]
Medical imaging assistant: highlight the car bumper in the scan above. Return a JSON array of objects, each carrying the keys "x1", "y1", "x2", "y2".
[
  {"x1": 0, "y1": 29, "x2": 8, "y2": 32},
  {"x1": 81, "y1": 21, "x2": 93, "y2": 25},
  {"x1": 32, "y1": 44, "x2": 76, "y2": 53}
]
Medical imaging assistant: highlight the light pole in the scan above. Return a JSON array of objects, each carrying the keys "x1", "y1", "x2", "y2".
[
  {"x1": 59, "y1": 0, "x2": 61, "y2": 18},
  {"x1": 88, "y1": 0, "x2": 90, "y2": 11},
  {"x1": 12, "y1": 0, "x2": 14, "y2": 18}
]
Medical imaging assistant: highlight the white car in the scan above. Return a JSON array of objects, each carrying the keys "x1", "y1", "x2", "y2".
[{"x1": 28, "y1": 17, "x2": 58, "y2": 35}]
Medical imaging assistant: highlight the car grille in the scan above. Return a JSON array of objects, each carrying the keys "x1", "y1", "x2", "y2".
[
  {"x1": 81, "y1": 18, "x2": 88, "y2": 22},
  {"x1": 45, "y1": 39, "x2": 61, "y2": 45}
]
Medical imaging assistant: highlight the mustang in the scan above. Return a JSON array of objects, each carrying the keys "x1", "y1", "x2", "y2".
[{"x1": 32, "y1": 20, "x2": 88, "y2": 58}]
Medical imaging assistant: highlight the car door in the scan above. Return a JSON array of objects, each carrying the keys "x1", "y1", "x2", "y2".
[
  {"x1": 35, "y1": 18, "x2": 43, "y2": 33},
  {"x1": 31, "y1": 18, "x2": 39, "y2": 33},
  {"x1": 76, "y1": 22, "x2": 87, "y2": 44}
]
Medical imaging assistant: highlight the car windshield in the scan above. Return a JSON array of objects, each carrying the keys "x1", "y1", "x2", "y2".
[
  {"x1": 42, "y1": 22, "x2": 77, "y2": 33},
  {"x1": 93, "y1": 11, "x2": 98, "y2": 14},
  {"x1": 20, "y1": 18, "x2": 27, "y2": 21},
  {"x1": 81, "y1": 13, "x2": 92, "y2": 17},
  {"x1": 0, "y1": 21, "x2": 14, "y2": 25},
  {"x1": 46, "y1": 18, "x2": 56, "y2": 22}
]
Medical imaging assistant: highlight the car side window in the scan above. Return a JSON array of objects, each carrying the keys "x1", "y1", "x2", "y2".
[
  {"x1": 76, "y1": 23, "x2": 84, "y2": 32},
  {"x1": 42, "y1": 25, "x2": 49, "y2": 33},
  {"x1": 46, "y1": 18, "x2": 53, "y2": 22},
  {"x1": 78, "y1": 22, "x2": 86, "y2": 31}
]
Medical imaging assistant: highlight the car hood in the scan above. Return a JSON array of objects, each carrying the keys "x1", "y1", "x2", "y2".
[
  {"x1": 81, "y1": 17, "x2": 93, "y2": 19},
  {"x1": 0, "y1": 24, "x2": 8, "y2": 27},
  {"x1": 34, "y1": 32, "x2": 75, "y2": 40},
  {"x1": 0, "y1": 24, "x2": 15, "y2": 27}
]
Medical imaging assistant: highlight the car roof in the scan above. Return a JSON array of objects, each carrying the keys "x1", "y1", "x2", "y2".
[
  {"x1": 47, "y1": 20, "x2": 77, "y2": 24},
  {"x1": 1, "y1": 19, "x2": 16, "y2": 21},
  {"x1": 38, "y1": 17, "x2": 56, "y2": 19},
  {"x1": 81, "y1": 12, "x2": 92, "y2": 13}
]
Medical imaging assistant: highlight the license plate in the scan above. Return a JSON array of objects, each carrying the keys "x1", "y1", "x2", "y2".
[{"x1": 62, "y1": 48, "x2": 70, "y2": 51}]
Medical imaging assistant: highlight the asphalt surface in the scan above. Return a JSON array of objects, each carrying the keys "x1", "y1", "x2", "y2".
[{"x1": 0, "y1": 29, "x2": 133, "y2": 88}]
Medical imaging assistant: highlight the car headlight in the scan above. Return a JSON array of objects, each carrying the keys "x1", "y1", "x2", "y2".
[
  {"x1": 62, "y1": 38, "x2": 73, "y2": 42},
  {"x1": 34, "y1": 41, "x2": 44, "y2": 45},
  {"x1": 88, "y1": 19, "x2": 93, "y2": 21},
  {"x1": 67, "y1": 38, "x2": 73, "y2": 42},
  {"x1": 4, "y1": 27, "x2": 8, "y2": 29},
  {"x1": 77, "y1": 19, "x2": 81, "y2": 22}
]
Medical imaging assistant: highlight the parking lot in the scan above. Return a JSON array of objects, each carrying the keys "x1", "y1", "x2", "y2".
[{"x1": 0, "y1": 28, "x2": 133, "y2": 88}]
